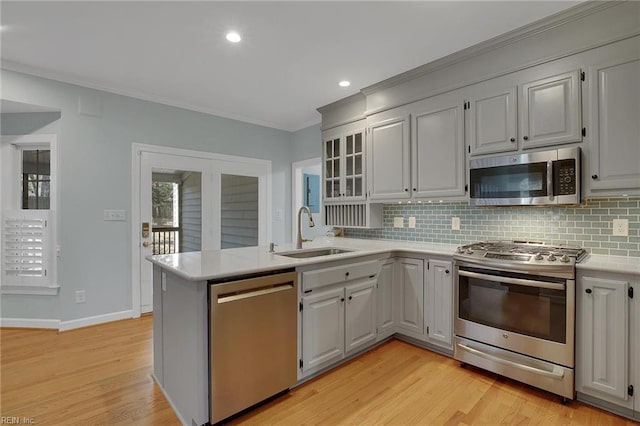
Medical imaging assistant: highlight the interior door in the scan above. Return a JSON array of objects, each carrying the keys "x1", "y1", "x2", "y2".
[{"x1": 139, "y1": 152, "x2": 213, "y2": 313}]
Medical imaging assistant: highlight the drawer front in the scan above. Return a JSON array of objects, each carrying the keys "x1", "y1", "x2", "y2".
[{"x1": 302, "y1": 259, "x2": 379, "y2": 291}]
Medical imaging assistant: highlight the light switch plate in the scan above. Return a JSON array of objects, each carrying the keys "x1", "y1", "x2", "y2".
[
  {"x1": 408, "y1": 217, "x2": 416, "y2": 228},
  {"x1": 612, "y1": 219, "x2": 629, "y2": 236},
  {"x1": 104, "y1": 209, "x2": 126, "y2": 221},
  {"x1": 274, "y1": 209, "x2": 283, "y2": 222},
  {"x1": 393, "y1": 217, "x2": 404, "y2": 228},
  {"x1": 452, "y1": 217, "x2": 461, "y2": 230}
]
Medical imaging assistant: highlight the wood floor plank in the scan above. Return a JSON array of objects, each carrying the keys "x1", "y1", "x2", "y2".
[{"x1": 2, "y1": 319, "x2": 636, "y2": 425}]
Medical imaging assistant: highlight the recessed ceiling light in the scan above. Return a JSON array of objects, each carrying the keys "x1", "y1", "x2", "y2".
[
  {"x1": 226, "y1": 32, "x2": 241, "y2": 43},
  {"x1": 338, "y1": 80, "x2": 351, "y2": 87}
]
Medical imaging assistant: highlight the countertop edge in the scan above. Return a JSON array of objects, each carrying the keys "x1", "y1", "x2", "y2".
[{"x1": 148, "y1": 238, "x2": 640, "y2": 281}]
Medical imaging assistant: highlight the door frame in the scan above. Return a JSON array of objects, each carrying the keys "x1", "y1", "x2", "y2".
[
  {"x1": 131, "y1": 143, "x2": 272, "y2": 318},
  {"x1": 291, "y1": 157, "x2": 321, "y2": 239}
]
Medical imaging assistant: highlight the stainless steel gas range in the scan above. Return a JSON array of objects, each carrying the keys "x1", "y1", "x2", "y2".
[{"x1": 453, "y1": 240, "x2": 587, "y2": 400}]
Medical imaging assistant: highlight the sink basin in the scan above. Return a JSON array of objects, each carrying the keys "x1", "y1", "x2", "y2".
[{"x1": 276, "y1": 248, "x2": 354, "y2": 259}]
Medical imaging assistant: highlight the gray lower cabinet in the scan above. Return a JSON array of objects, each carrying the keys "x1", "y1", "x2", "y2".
[
  {"x1": 345, "y1": 279, "x2": 377, "y2": 352},
  {"x1": 425, "y1": 259, "x2": 453, "y2": 349},
  {"x1": 376, "y1": 259, "x2": 396, "y2": 340},
  {"x1": 301, "y1": 286, "x2": 345, "y2": 374},
  {"x1": 395, "y1": 257, "x2": 425, "y2": 335},
  {"x1": 584, "y1": 38, "x2": 640, "y2": 196},
  {"x1": 301, "y1": 276, "x2": 377, "y2": 376},
  {"x1": 576, "y1": 270, "x2": 639, "y2": 420},
  {"x1": 375, "y1": 256, "x2": 454, "y2": 351}
]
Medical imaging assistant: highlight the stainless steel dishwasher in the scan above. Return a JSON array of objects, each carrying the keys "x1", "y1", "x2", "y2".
[{"x1": 208, "y1": 269, "x2": 297, "y2": 424}]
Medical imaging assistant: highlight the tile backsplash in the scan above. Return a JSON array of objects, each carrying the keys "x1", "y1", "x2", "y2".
[{"x1": 345, "y1": 198, "x2": 640, "y2": 257}]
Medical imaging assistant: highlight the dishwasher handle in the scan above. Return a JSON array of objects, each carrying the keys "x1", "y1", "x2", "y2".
[{"x1": 217, "y1": 283, "x2": 293, "y2": 304}]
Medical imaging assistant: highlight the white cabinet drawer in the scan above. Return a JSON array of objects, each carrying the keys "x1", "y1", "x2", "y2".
[{"x1": 302, "y1": 259, "x2": 379, "y2": 291}]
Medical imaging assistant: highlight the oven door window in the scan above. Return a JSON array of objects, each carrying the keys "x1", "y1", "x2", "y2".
[
  {"x1": 458, "y1": 269, "x2": 566, "y2": 343},
  {"x1": 470, "y1": 162, "x2": 547, "y2": 199}
]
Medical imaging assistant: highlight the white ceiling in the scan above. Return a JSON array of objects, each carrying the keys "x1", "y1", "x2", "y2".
[{"x1": 1, "y1": 1, "x2": 581, "y2": 131}]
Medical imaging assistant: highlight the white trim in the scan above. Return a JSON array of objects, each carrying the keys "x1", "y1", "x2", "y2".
[
  {"x1": 131, "y1": 143, "x2": 272, "y2": 318},
  {"x1": 0, "y1": 317, "x2": 60, "y2": 329},
  {"x1": 291, "y1": 157, "x2": 322, "y2": 239},
  {"x1": 1, "y1": 134, "x2": 59, "y2": 290},
  {"x1": 152, "y1": 374, "x2": 190, "y2": 426},
  {"x1": 58, "y1": 310, "x2": 133, "y2": 332},
  {"x1": 1, "y1": 284, "x2": 60, "y2": 296},
  {"x1": 1, "y1": 59, "x2": 298, "y2": 132}
]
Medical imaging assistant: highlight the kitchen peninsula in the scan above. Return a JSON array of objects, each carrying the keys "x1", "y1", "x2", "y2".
[{"x1": 148, "y1": 237, "x2": 640, "y2": 425}]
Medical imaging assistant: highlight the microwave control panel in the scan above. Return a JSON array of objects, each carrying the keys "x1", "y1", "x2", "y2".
[{"x1": 553, "y1": 159, "x2": 576, "y2": 195}]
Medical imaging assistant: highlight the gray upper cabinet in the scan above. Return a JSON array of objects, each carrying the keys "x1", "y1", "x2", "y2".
[
  {"x1": 322, "y1": 121, "x2": 366, "y2": 202},
  {"x1": 411, "y1": 92, "x2": 466, "y2": 198},
  {"x1": 466, "y1": 82, "x2": 518, "y2": 156},
  {"x1": 520, "y1": 70, "x2": 582, "y2": 149},
  {"x1": 585, "y1": 49, "x2": 640, "y2": 195},
  {"x1": 467, "y1": 69, "x2": 582, "y2": 156},
  {"x1": 367, "y1": 111, "x2": 411, "y2": 200}
]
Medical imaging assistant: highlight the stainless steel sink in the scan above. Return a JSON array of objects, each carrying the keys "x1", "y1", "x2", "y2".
[{"x1": 276, "y1": 248, "x2": 354, "y2": 258}]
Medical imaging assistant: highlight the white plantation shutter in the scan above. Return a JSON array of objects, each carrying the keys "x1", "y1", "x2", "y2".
[{"x1": 2, "y1": 210, "x2": 53, "y2": 288}]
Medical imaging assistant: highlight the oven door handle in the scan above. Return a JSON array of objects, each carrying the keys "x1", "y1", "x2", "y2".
[
  {"x1": 457, "y1": 343, "x2": 565, "y2": 379},
  {"x1": 458, "y1": 269, "x2": 565, "y2": 291}
]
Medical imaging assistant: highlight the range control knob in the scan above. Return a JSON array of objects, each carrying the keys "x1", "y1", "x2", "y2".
[
  {"x1": 465, "y1": 249, "x2": 474, "y2": 255},
  {"x1": 547, "y1": 253, "x2": 557, "y2": 261},
  {"x1": 534, "y1": 252, "x2": 544, "y2": 261},
  {"x1": 560, "y1": 254, "x2": 570, "y2": 263}
]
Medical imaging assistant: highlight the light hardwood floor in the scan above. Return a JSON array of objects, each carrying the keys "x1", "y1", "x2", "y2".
[{"x1": 1, "y1": 317, "x2": 635, "y2": 425}]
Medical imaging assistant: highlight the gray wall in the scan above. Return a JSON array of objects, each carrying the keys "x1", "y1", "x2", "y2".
[
  {"x1": 291, "y1": 123, "x2": 321, "y2": 162},
  {"x1": 1, "y1": 69, "x2": 298, "y2": 321}
]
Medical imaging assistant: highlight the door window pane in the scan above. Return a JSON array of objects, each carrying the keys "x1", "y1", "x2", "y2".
[{"x1": 221, "y1": 174, "x2": 258, "y2": 249}]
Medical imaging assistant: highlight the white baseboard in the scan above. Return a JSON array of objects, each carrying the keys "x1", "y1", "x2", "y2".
[
  {"x1": 0, "y1": 318, "x2": 60, "y2": 329},
  {"x1": 58, "y1": 310, "x2": 133, "y2": 331}
]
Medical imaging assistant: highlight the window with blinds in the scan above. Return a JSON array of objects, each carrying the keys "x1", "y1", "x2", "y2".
[
  {"x1": 1, "y1": 134, "x2": 58, "y2": 294},
  {"x1": 2, "y1": 211, "x2": 51, "y2": 288}
]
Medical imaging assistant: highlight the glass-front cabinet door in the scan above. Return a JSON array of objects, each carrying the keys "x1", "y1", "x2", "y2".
[
  {"x1": 343, "y1": 131, "x2": 364, "y2": 199},
  {"x1": 322, "y1": 126, "x2": 366, "y2": 201},
  {"x1": 324, "y1": 136, "x2": 341, "y2": 200}
]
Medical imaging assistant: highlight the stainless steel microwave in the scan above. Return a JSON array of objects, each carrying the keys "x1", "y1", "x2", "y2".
[{"x1": 469, "y1": 147, "x2": 581, "y2": 206}]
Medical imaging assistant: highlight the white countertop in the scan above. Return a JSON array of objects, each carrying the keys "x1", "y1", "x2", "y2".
[
  {"x1": 577, "y1": 254, "x2": 640, "y2": 276},
  {"x1": 147, "y1": 236, "x2": 640, "y2": 281},
  {"x1": 146, "y1": 237, "x2": 457, "y2": 281}
]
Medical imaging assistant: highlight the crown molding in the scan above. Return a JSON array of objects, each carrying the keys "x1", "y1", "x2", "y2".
[{"x1": 361, "y1": 1, "x2": 620, "y2": 96}]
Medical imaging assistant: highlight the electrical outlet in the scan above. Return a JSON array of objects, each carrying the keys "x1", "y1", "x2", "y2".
[
  {"x1": 274, "y1": 209, "x2": 283, "y2": 222},
  {"x1": 393, "y1": 217, "x2": 404, "y2": 228},
  {"x1": 452, "y1": 217, "x2": 461, "y2": 230},
  {"x1": 612, "y1": 219, "x2": 629, "y2": 236},
  {"x1": 75, "y1": 290, "x2": 86, "y2": 304},
  {"x1": 408, "y1": 217, "x2": 416, "y2": 228}
]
